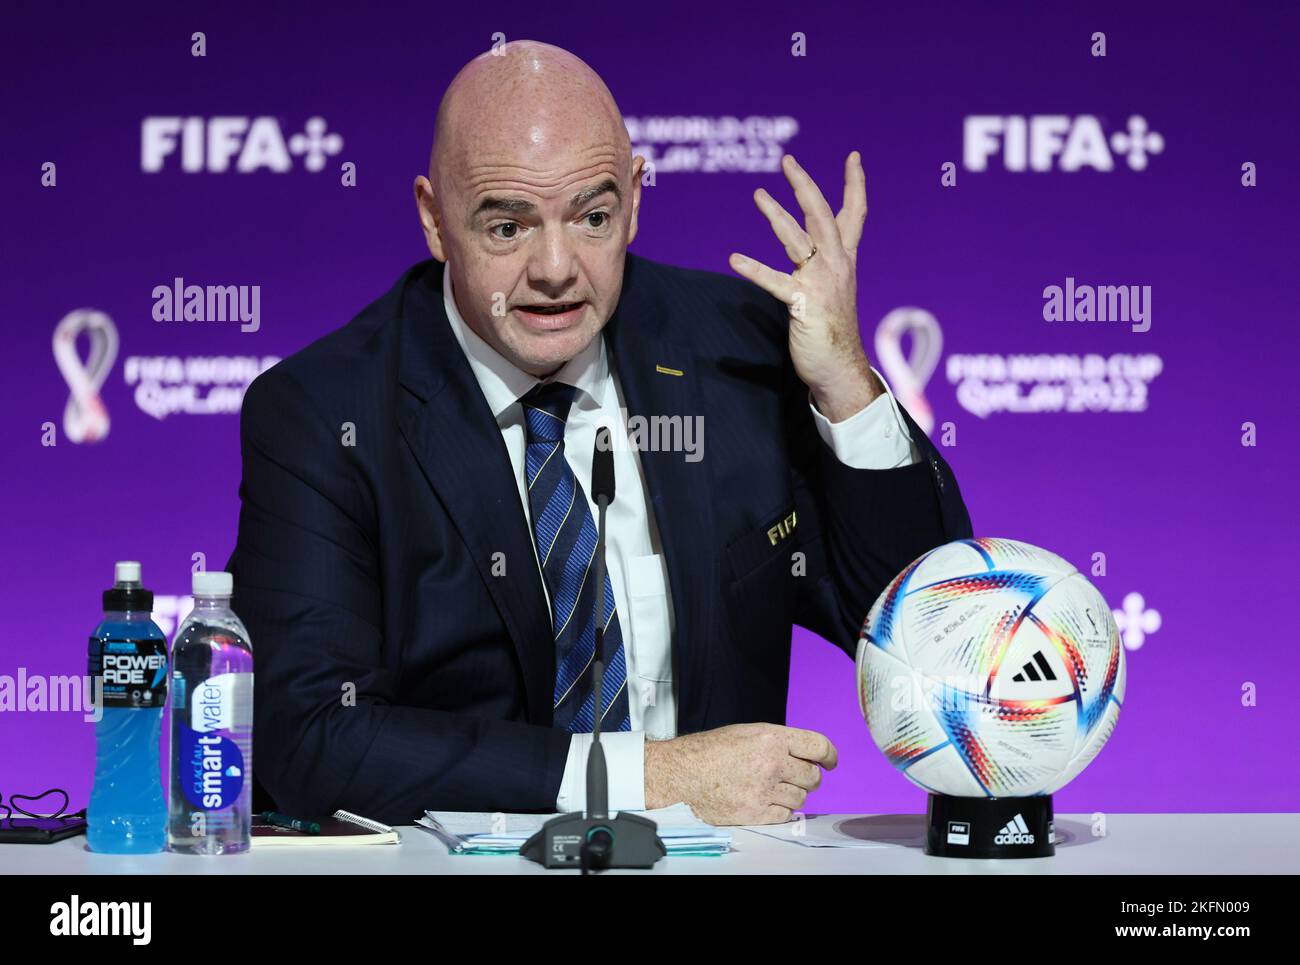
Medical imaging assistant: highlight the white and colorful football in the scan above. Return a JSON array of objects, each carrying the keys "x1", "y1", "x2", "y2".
[{"x1": 856, "y1": 537, "x2": 1125, "y2": 798}]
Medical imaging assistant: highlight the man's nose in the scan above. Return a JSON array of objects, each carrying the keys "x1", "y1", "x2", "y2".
[{"x1": 526, "y1": 223, "x2": 579, "y2": 290}]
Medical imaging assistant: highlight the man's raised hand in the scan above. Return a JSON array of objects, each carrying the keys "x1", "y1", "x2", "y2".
[{"x1": 729, "y1": 151, "x2": 882, "y2": 422}]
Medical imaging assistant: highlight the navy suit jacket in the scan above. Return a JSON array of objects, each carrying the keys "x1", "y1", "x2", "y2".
[{"x1": 227, "y1": 253, "x2": 972, "y2": 824}]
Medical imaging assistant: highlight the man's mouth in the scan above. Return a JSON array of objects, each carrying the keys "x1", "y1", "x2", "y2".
[
  {"x1": 513, "y1": 301, "x2": 586, "y2": 329},
  {"x1": 518, "y1": 301, "x2": 583, "y2": 315}
]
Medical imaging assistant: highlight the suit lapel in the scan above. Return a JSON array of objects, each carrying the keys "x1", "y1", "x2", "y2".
[
  {"x1": 605, "y1": 263, "x2": 719, "y2": 733},
  {"x1": 396, "y1": 262, "x2": 556, "y2": 726}
]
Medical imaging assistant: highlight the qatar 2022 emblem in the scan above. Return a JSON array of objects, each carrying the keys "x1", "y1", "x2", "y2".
[
  {"x1": 874, "y1": 307, "x2": 942, "y2": 436},
  {"x1": 52, "y1": 308, "x2": 118, "y2": 444}
]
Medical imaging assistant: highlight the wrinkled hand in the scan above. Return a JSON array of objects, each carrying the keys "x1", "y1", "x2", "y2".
[
  {"x1": 644, "y1": 722, "x2": 838, "y2": 825},
  {"x1": 729, "y1": 152, "x2": 881, "y2": 422}
]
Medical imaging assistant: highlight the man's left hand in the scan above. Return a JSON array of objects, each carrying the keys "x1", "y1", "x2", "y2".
[{"x1": 729, "y1": 151, "x2": 882, "y2": 422}]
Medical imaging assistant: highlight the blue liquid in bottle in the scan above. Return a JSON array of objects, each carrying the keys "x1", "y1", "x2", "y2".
[{"x1": 87, "y1": 561, "x2": 168, "y2": 853}]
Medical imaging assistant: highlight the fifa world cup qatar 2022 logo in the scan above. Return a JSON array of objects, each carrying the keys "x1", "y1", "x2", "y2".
[
  {"x1": 874, "y1": 307, "x2": 943, "y2": 436},
  {"x1": 52, "y1": 309, "x2": 118, "y2": 444}
]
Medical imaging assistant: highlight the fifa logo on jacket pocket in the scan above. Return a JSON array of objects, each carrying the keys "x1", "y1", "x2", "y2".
[{"x1": 766, "y1": 510, "x2": 797, "y2": 546}]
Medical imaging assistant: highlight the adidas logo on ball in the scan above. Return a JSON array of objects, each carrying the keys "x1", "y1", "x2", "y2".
[
  {"x1": 1011, "y1": 650, "x2": 1057, "y2": 682},
  {"x1": 994, "y1": 813, "x2": 1036, "y2": 845}
]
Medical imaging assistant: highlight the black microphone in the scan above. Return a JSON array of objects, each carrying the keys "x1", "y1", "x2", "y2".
[
  {"x1": 585, "y1": 428, "x2": 615, "y2": 825},
  {"x1": 520, "y1": 426, "x2": 665, "y2": 871},
  {"x1": 591, "y1": 426, "x2": 615, "y2": 503}
]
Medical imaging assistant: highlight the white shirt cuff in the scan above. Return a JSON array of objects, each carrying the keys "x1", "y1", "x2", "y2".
[
  {"x1": 809, "y1": 365, "x2": 920, "y2": 469},
  {"x1": 555, "y1": 730, "x2": 646, "y2": 813}
]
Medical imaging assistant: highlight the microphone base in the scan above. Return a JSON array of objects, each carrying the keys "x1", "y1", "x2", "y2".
[{"x1": 520, "y1": 811, "x2": 666, "y2": 869}]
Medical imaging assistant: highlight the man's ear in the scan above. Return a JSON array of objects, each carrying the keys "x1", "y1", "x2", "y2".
[
  {"x1": 413, "y1": 175, "x2": 447, "y2": 262},
  {"x1": 625, "y1": 155, "x2": 646, "y2": 247}
]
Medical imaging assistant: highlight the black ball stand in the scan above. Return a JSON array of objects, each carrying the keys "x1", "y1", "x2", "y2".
[{"x1": 925, "y1": 793, "x2": 1055, "y2": 858}]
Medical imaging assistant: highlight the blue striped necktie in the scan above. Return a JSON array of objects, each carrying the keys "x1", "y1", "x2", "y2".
[{"x1": 521, "y1": 381, "x2": 631, "y2": 733}]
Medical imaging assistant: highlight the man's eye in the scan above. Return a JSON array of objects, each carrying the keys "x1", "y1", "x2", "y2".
[
  {"x1": 489, "y1": 222, "x2": 521, "y2": 240},
  {"x1": 584, "y1": 211, "x2": 609, "y2": 229}
]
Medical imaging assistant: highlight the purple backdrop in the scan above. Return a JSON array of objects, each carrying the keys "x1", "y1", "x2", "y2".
[{"x1": 3, "y1": 0, "x2": 1297, "y2": 817}]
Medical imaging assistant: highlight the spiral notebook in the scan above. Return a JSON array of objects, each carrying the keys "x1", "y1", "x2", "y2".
[{"x1": 251, "y1": 809, "x2": 401, "y2": 847}]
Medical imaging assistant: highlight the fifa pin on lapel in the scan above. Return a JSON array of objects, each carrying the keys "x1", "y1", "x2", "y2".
[{"x1": 654, "y1": 364, "x2": 684, "y2": 377}]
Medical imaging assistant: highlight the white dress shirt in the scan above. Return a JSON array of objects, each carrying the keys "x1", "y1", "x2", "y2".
[{"x1": 441, "y1": 265, "x2": 919, "y2": 812}]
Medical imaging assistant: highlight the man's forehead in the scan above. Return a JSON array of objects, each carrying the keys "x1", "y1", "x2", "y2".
[
  {"x1": 467, "y1": 176, "x2": 622, "y2": 220},
  {"x1": 436, "y1": 103, "x2": 628, "y2": 194}
]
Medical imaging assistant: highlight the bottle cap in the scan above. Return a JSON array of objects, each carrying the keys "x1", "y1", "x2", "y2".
[
  {"x1": 193, "y1": 571, "x2": 234, "y2": 597},
  {"x1": 104, "y1": 560, "x2": 153, "y2": 612}
]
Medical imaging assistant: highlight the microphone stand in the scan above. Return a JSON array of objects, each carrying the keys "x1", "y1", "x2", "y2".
[{"x1": 521, "y1": 428, "x2": 666, "y2": 871}]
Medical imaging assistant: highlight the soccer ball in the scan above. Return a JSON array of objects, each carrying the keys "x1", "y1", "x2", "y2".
[{"x1": 856, "y1": 537, "x2": 1125, "y2": 798}]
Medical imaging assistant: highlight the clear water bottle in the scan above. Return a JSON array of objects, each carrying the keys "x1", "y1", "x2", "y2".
[
  {"x1": 87, "y1": 561, "x2": 168, "y2": 853},
  {"x1": 167, "y1": 571, "x2": 254, "y2": 855}
]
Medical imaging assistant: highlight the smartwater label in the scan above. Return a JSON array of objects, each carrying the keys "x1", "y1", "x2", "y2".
[
  {"x1": 190, "y1": 672, "x2": 241, "y2": 732},
  {"x1": 177, "y1": 725, "x2": 246, "y2": 810},
  {"x1": 178, "y1": 672, "x2": 249, "y2": 810},
  {"x1": 88, "y1": 637, "x2": 168, "y2": 707}
]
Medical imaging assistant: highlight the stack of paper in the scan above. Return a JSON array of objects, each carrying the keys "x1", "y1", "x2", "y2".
[{"x1": 418, "y1": 803, "x2": 731, "y2": 856}]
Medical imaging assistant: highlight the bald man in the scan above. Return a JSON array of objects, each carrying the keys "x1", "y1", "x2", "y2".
[{"x1": 228, "y1": 41, "x2": 970, "y2": 826}]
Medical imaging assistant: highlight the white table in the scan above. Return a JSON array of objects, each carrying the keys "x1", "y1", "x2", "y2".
[{"x1": 4, "y1": 813, "x2": 1297, "y2": 874}]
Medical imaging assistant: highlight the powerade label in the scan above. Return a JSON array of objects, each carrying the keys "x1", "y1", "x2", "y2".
[
  {"x1": 178, "y1": 673, "x2": 248, "y2": 810},
  {"x1": 88, "y1": 637, "x2": 168, "y2": 708}
]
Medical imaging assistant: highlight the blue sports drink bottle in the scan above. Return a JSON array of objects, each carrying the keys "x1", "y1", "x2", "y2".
[{"x1": 87, "y1": 561, "x2": 168, "y2": 853}]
